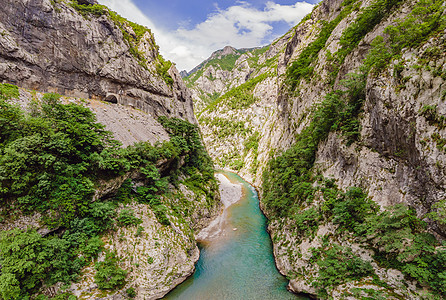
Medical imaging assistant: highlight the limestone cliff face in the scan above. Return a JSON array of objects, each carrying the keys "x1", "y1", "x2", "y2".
[
  {"x1": 0, "y1": 1, "x2": 221, "y2": 299},
  {"x1": 188, "y1": 0, "x2": 446, "y2": 297},
  {"x1": 186, "y1": 44, "x2": 282, "y2": 182},
  {"x1": 3, "y1": 88, "x2": 221, "y2": 299},
  {"x1": 0, "y1": 0, "x2": 194, "y2": 123}
]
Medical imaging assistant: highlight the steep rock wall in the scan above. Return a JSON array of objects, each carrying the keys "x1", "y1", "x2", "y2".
[
  {"x1": 0, "y1": 0, "x2": 195, "y2": 123},
  {"x1": 187, "y1": 0, "x2": 446, "y2": 297}
]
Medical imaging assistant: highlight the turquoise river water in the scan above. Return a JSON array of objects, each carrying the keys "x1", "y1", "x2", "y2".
[{"x1": 164, "y1": 172, "x2": 308, "y2": 300}]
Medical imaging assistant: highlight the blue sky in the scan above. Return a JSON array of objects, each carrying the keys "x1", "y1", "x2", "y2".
[{"x1": 98, "y1": 0, "x2": 317, "y2": 71}]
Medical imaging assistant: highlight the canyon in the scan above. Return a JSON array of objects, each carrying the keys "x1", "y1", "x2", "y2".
[{"x1": 0, "y1": 0, "x2": 445, "y2": 299}]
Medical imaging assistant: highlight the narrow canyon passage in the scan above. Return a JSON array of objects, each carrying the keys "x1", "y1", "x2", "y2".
[{"x1": 164, "y1": 172, "x2": 308, "y2": 299}]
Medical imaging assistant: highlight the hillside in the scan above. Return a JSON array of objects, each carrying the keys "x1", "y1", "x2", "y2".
[
  {"x1": 0, "y1": 1, "x2": 221, "y2": 299},
  {"x1": 187, "y1": 0, "x2": 446, "y2": 298}
]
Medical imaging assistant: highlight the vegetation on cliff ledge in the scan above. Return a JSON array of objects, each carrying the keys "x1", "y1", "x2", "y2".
[
  {"x1": 264, "y1": 0, "x2": 446, "y2": 297},
  {"x1": 0, "y1": 85, "x2": 216, "y2": 299}
]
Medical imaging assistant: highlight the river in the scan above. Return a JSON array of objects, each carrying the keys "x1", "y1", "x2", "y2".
[{"x1": 164, "y1": 172, "x2": 308, "y2": 300}]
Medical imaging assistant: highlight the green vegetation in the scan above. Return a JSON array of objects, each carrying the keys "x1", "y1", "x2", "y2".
[
  {"x1": 156, "y1": 55, "x2": 174, "y2": 86},
  {"x1": 207, "y1": 54, "x2": 241, "y2": 71},
  {"x1": 286, "y1": 0, "x2": 359, "y2": 89},
  {"x1": 107, "y1": 10, "x2": 154, "y2": 66},
  {"x1": 332, "y1": 0, "x2": 404, "y2": 75},
  {"x1": 243, "y1": 131, "x2": 260, "y2": 173},
  {"x1": 385, "y1": 0, "x2": 445, "y2": 57},
  {"x1": 71, "y1": 1, "x2": 169, "y2": 76},
  {"x1": 0, "y1": 85, "x2": 217, "y2": 298},
  {"x1": 117, "y1": 209, "x2": 142, "y2": 227},
  {"x1": 420, "y1": 104, "x2": 446, "y2": 129},
  {"x1": 263, "y1": 69, "x2": 367, "y2": 217},
  {"x1": 0, "y1": 229, "x2": 83, "y2": 299},
  {"x1": 355, "y1": 0, "x2": 445, "y2": 76},
  {"x1": 264, "y1": 0, "x2": 446, "y2": 295},
  {"x1": 200, "y1": 117, "x2": 251, "y2": 139},
  {"x1": 0, "y1": 83, "x2": 19, "y2": 99},
  {"x1": 185, "y1": 68, "x2": 204, "y2": 87},
  {"x1": 311, "y1": 243, "x2": 374, "y2": 298},
  {"x1": 286, "y1": 17, "x2": 341, "y2": 89},
  {"x1": 94, "y1": 252, "x2": 127, "y2": 290},
  {"x1": 70, "y1": 2, "x2": 107, "y2": 18},
  {"x1": 202, "y1": 73, "x2": 271, "y2": 113},
  {"x1": 126, "y1": 287, "x2": 136, "y2": 298}
]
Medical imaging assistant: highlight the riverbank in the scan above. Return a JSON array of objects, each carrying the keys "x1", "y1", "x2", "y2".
[
  {"x1": 164, "y1": 172, "x2": 302, "y2": 299},
  {"x1": 196, "y1": 173, "x2": 243, "y2": 241}
]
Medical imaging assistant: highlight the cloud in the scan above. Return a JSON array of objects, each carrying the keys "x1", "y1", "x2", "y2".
[{"x1": 98, "y1": 0, "x2": 314, "y2": 71}]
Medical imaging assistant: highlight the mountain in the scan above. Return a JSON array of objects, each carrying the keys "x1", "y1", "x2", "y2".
[
  {"x1": 187, "y1": 0, "x2": 446, "y2": 298},
  {"x1": 0, "y1": 1, "x2": 220, "y2": 299},
  {"x1": 183, "y1": 45, "x2": 266, "y2": 112}
]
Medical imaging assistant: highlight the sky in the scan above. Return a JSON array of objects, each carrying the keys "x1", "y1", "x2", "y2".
[{"x1": 97, "y1": 0, "x2": 317, "y2": 72}]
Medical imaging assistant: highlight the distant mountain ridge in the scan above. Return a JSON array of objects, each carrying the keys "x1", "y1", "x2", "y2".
[{"x1": 181, "y1": 45, "x2": 262, "y2": 77}]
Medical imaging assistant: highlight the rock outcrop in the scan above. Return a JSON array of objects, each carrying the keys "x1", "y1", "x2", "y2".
[
  {"x1": 187, "y1": 0, "x2": 446, "y2": 298},
  {"x1": 0, "y1": 0, "x2": 194, "y2": 123},
  {"x1": 0, "y1": 1, "x2": 222, "y2": 299}
]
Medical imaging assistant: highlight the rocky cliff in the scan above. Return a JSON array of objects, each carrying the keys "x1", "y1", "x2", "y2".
[
  {"x1": 187, "y1": 0, "x2": 446, "y2": 298},
  {"x1": 0, "y1": 0, "x2": 194, "y2": 123},
  {"x1": 0, "y1": 1, "x2": 221, "y2": 300}
]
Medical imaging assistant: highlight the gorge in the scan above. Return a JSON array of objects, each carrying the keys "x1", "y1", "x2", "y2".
[{"x1": 0, "y1": 0, "x2": 445, "y2": 299}]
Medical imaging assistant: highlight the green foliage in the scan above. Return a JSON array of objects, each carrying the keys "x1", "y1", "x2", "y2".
[
  {"x1": 147, "y1": 256, "x2": 154, "y2": 264},
  {"x1": 70, "y1": 2, "x2": 107, "y2": 17},
  {"x1": 263, "y1": 71, "x2": 366, "y2": 217},
  {"x1": 158, "y1": 116, "x2": 214, "y2": 176},
  {"x1": 363, "y1": 0, "x2": 445, "y2": 75},
  {"x1": 94, "y1": 252, "x2": 127, "y2": 290},
  {"x1": 356, "y1": 205, "x2": 446, "y2": 296},
  {"x1": 156, "y1": 55, "x2": 174, "y2": 85},
  {"x1": 285, "y1": 0, "x2": 357, "y2": 89},
  {"x1": 334, "y1": 0, "x2": 404, "y2": 71},
  {"x1": 293, "y1": 207, "x2": 320, "y2": 239},
  {"x1": 286, "y1": 18, "x2": 338, "y2": 88},
  {"x1": 362, "y1": 36, "x2": 392, "y2": 73},
  {"x1": 312, "y1": 244, "x2": 374, "y2": 298},
  {"x1": 81, "y1": 236, "x2": 104, "y2": 260},
  {"x1": 203, "y1": 73, "x2": 271, "y2": 112},
  {"x1": 327, "y1": 186, "x2": 378, "y2": 232},
  {"x1": 185, "y1": 68, "x2": 205, "y2": 87},
  {"x1": 244, "y1": 131, "x2": 260, "y2": 173},
  {"x1": 420, "y1": 104, "x2": 446, "y2": 129},
  {"x1": 107, "y1": 9, "x2": 158, "y2": 67},
  {"x1": 200, "y1": 117, "x2": 251, "y2": 139},
  {"x1": 207, "y1": 54, "x2": 241, "y2": 71},
  {"x1": 0, "y1": 83, "x2": 19, "y2": 100},
  {"x1": 0, "y1": 96, "x2": 215, "y2": 297},
  {"x1": 428, "y1": 199, "x2": 446, "y2": 226},
  {"x1": 0, "y1": 229, "x2": 83, "y2": 299},
  {"x1": 126, "y1": 287, "x2": 136, "y2": 298},
  {"x1": 318, "y1": 183, "x2": 446, "y2": 297},
  {"x1": 0, "y1": 94, "x2": 118, "y2": 227},
  {"x1": 117, "y1": 209, "x2": 142, "y2": 227},
  {"x1": 385, "y1": 0, "x2": 445, "y2": 55}
]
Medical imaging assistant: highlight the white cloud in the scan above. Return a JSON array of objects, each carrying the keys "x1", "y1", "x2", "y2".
[{"x1": 98, "y1": 0, "x2": 314, "y2": 71}]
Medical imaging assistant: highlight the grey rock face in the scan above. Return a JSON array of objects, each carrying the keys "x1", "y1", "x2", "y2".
[
  {"x1": 188, "y1": 0, "x2": 446, "y2": 297},
  {"x1": 0, "y1": 0, "x2": 195, "y2": 123}
]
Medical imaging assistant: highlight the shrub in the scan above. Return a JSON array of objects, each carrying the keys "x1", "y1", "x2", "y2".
[
  {"x1": 312, "y1": 244, "x2": 374, "y2": 297},
  {"x1": 94, "y1": 252, "x2": 127, "y2": 290},
  {"x1": 126, "y1": 287, "x2": 136, "y2": 298},
  {"x1": 117, "y1": 209, "x2": 142, "y2": 227},
  {"x1": 0, "y1": 83, "x2": 19, "y2": 100},
  {"x1": 156, "y1": 55, "x2": 174, "y2": 85},
  {"x1": 70, "y1": 2, "x2": 107, "y2": 17}
]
